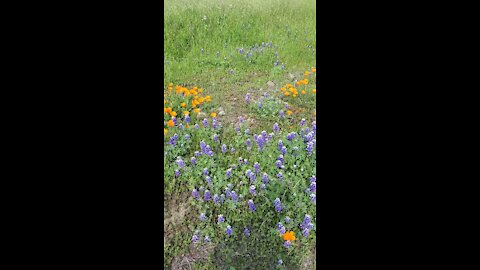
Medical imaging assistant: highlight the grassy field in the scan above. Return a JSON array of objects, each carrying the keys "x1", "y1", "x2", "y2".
[{"x1": 164, "y1": 0, "x2": 316, "y2": 269}]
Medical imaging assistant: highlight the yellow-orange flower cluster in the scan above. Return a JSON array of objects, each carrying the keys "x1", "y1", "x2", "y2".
[{"x1": 164, "y1": 83, "x2": 212, "y2": 119}]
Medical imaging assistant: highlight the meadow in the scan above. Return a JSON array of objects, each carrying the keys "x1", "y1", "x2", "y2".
[{"x1": 164, "y1": 0, "x2": 316, "y2": 269}]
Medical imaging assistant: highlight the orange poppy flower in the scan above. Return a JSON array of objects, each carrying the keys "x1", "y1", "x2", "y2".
[
  {"x1": 211, "y1": 112, "x2": 217, "y2": 118},
  {"x1": 181, "y1": 102, "x2": 186, "y2": 108},
  {"x1": 167, "y1": 120, "x2": 174, "y2": 127},
  {"x1": 283, "y1": 231, "x2": 296, "y2": 241}
]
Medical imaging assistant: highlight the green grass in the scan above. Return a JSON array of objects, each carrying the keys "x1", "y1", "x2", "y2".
[{"x1": 164, "y1": 1, "x2": 316, "y2": 269}]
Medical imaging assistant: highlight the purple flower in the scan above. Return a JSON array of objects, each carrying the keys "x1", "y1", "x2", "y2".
[
  {"x1": 226, "y1": 168, "x2": 232, "y2": 178},
  {"x1": 184, "y1": 134, "x2": 190, "y2": 140},
  {"x1": 172, "y1": 117, "x2": 177, "y2": 125},
  {"x1": 310, "y1": 193, "x2": 316, "y2": 204},
  {"x1": 244, "y1": 227, "x2": 250, "y2": 236},
  {"x1": 249, "y1": 185, "x2": 256, "y2": 195},
  {"x1": 185, "y1": 114, "x2": 190, "y2": 123},
  {"x1": 285, "y1": 217, "x2": 291, "y2": 223},
  {"x1": 213, "y1": 134, "x2": 219, "y2": 142},
  {"x1": 244, "y1": 159, "x2": 248, "y2": 164},
  {"x1": 254, "y1": 162, "x2": 260, "y2": 172},
  {"x1": 231, "y1": 191, "x2": 238, "y2": 203},
  {"x1": 200, "y1": 141, "x2": 207, "y2": 152},
  {"x1": 284, "y1": 241, "x2": 291, "y2": 248},
  {"x1": 306, "y1": 142, "x2": 314, "y2": 155},
  {"x1": 258, "y1": 102, "x2": 262, "y2": 109},
  {"x1": 239, "y1": 116, "x2": 245, "y2": 123},
  {"x1": 277, "y1": 172, "x2": 283, "y2": 180},
  {"x1": 262, "y1": 173, "x2": 269, "y2": 183},
  {"x1": 192, "y1": 189, "x2": 199, "y2": 199},
  {"x1": 278, "y1": 140, "x2": 283, "y2": 151},
  {"x1": 310, "y1": 182, "x2": 316, "y2": 192},
  {"x1": 305, "y1": 131, "x2": 315, "y2": 142},
  {"x1": 274, "y1": 198, "x2": 282, "y2": 212},
  {"x1": 220, "y1": 194, "x2": 225, "y2": 203},
  {"x1": 192, "y1": 234, "x2": 199, "y2": 243},
  {"x1": 191, "y1": 157, "x2": 196, "y2": 165},
  {"x1": 204, "y1": 190, "x2": 211, "y2": 201},
  {"x1": 303, "y1": 214, "x2": 311, "y2": 225},
  {"x1": 176, "y1": 157, "x2": 185, "y2": 168},
  {"x1": 279, "y1": 226, "x2": 286, "y2": 235},
  {"x1": 260, "y1": 183, "x2": 266, "y2": 190},
  {"x1": 194, "y1": 123, "x2": 199, "y2": 129},
  {"x1": 245, "y1": 93, "x2": 251, "y2": 104},
  {"x1": 212, "y1": 118, "x2": 218, "y2": 129},
  {"x1": 200, "y1": 213, "x2": 206, "y2": 221},
  {"x1": 206, "y1": 176, "x2": 212, "y2": 185},
  {"x1": 307, "y1": 223, "x2": 314, "y2": 230},
  {"x1": 194, "y1": 151, "x2": 200, "y2": 157},
  {"x1": 199, "y1": 186, "x2": 204, "y2": 192},
  {"x1": 277, "y1": 222, "x2": 283, "y2": 230},
  {"x1": 310, "y1": 175, "x2": 316, "y2": 182},
  {"x1": 275, "y1": 160, "x2": 282, "y2": 169},
  {"x1": 300, "y1": 118, "x2": 306, "y2": 126},
  {"x1": 248, "y1": 199, "x2": 256, "y2": 212},
  {"x1": 287, "y1": 132, "x2": 296, "y2": 141},
  {"x1": 226, "y1": 225, "x2": 232, "y2": 236},
  {"x1": 302, "y1": 228, "x2": 310, "y2": 237},
  {"x1": 281, "y1": 146, "x2": 287, "y2": 155},
  {"x1": 279, "y1": 110, "x2": 284, "y2": 119},
  {"x1": 202, "y1": 118, "x2": 208, "y2": 127},
  {"x1": 231, "y1": 146, "x2": 236, "y2": 154},
  {"x1": 175, "y1": 170, "x2": 180, "y2": 177},
  {"x1": 277, "y1": 155, "x2": 284, "y2": 163},
  {"x1": 273, "y1": 123, "x2": 279, "y2": 133},
  {"x1": 239, "y1": 48, "x2": 244, "y2": 54},
  {"x1": 203, "y1": 168, "x2": 209, "y2": 176},
  {"x1": 246, "y1": 139, "x2": 251, "y2": 147},
  {"x1": 222, "y1": 144, "x2": 227, "y2": 153},
  {"x1": 218, "y1": 214, "x2": 225, "y2": 223},
  {"x1": 213, "y1": 194, "x2": 220, "y2": 204},
  {"x1": 178, "y1": 123, "x2": 184, "y2": 130}
]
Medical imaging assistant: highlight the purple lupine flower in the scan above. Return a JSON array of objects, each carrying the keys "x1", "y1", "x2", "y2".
[
  {"x1": 202, "y1": 118, "x2": 208, "y2": 127},
  {"x1": 305, "y1": 131, "x2": 315, "y2": 142},
  {"x1": 258, "y1": 102, "x2": 262, "y2": 109},
  {"x1": 194, "y1": 123, "x2": 199, "y2": 129},
  {"x1": 279, "y1": 110, "x2": 284, "y2": 119},
  {"x1": 260, "y1": 183, "x2": 266, "y2": 190},
  {"x1": 232, "y1": 164, "x2": 237, "y2": 170},
  {"x1": 281, "y1": 146, "x2": 287, "y2": 155},
  {"x1": 244, "y1": 227, "x2": 250, "y2": 236},
  {"x1": 245, "y1": 169, "x2": 252, "y2": 177},
  {"x1": 285, "y1": 103, "x2": 289, "y2": 109},
  {"x1": 248, "y1": 199, "x2": 256, "y2": 212},
  {"x1": 206, "y1": 176, "x2": 212, "y2": 185},
  {"x1": 213, "y1": 134, "x2": 219, "y2": 142},
  {"x1": 184, "y1": 134, "x2": 190, "y2": 140},
  {"x1": 226, "y1": 168, "x2": 232, "y2": 178},
  {"x1": 200, "y1": 213, "x2": 206, "y2": 221},
  {"x1": 222, "y1": 144, "x2": 227, "y2": 153},
  {"x1": 218, "y1": 214, "x2": 225, "y2": 223},
  {"x1": 175, "y1": 170, "x2": 180, "y2": 177},
  {"x1": 225, "y1": 188, "x2": 231, "y2": 198},
  {"x1": 244, "y1": 159, "x2": 248, "y2": 165},
  {"x1": 262, "y1": 173, "x2": 269, "y2": 184},
  {"x1": 277, "y1": 172, "x2": 283, "y2": 181},
  {"x1": 191, "y1": 157, "x2": 196, "y2": 165},
  {"x1": 226, "y1": 225, "x2": 232, "y2": 236},
  {"x1": 176, "y1": 157, "x2": 185, "y2": 168},
  {"x1": 249, "y1": 172, "x2": 256, "y2": 183},
  {"x1": 254, "y1": 162, "x2": 260, "y2": 172},
  {"x1": 192, "y1": 234, "x2": 199, "y2": 243},
  {"x1": 194, "y1": 151, "x2": 200, "y2": 157},
  {"x1": 204, "y1": 235, "x2": 211, "y2": 243},
  {"x1": 279, "y1": 226, "x2": 286, "y2": 235},
  {"x1": 274, "y1": 198, "x2": 282, "y2": 212},
  {"x1": 307, "y1": 223, "x2": 314, "y2": 230},
  {"x1": 302, "y1": 228, "x2": 310, "y2": 237},
  {"x1": 231, "y1": 191, "x2": 238, "y2": 203},
  {"x1": 277, "y1": 155, "x2": 284, "y2": 163},
  {"x1": 235, "y1": 126, "x2": 240, "y2": 134},
  {"x1": 310, "y1": 182, "x2": 316, "y2": 192},
  {"x1": 200, "y1": 141, "x2": 207, "y2": 152},
  {"x1": 192, "y1": 189, "x2": 199, "y2": 199},
  {"x1": 220, "y1": 194, "x2": 225, "y2": 203},
  {"x1": 253, "y1": 134, "x2": 258, "y2": 141},
  {"x1": 231, "y1": 146, "x2": 236, "y2": 154},
  {"x1": 274, "y1": 60, "x2": 279, "y2": 66},
  {"x1": 230, "y1": 69, "x2": 235, "y2": 75},
  {"x1": 185, "y1": 114, "x2": 190, "y2": 123},
  {"x1": 310, "y1": 193, "x2": 316, "y2": 204},
  {"x1": 273, "y1": 123, "x2": 279, "y2": 133},
  {"x1": 275, "y1": 160, "x2": 282, "y2": 169},
  {"x1": 178, "y1": 123, "x2": 184, "y2": 130},
  {"x1": 310, "y1": 176, "x2": 316, "y2": 182},
  {"x1": 227, "y1": 183, "x2": 233, "y2": 189},
  {"x1": 245, "y1": 138, "x2": 251, "y2": 148},
  {"x1": 212, "y1": 118, "x2": 218, "y2": 129},
  {"x1": 239, "y1": 116, "x2": 245, "y2": 124},
  {"x1": 204, "y1": 190, "x2": 211, "y2": 201},
  {"x1": 287, "y1": 132, "x2": 296, "y2": 141},
  {"x1": 303, "y1": 215, "x2": 311, "y2": 225},
  {"x1": 278, "y1": 140, "x2": 283, "y2": 151},
  {"x1": 300, "y1": 118, "x2": 306, "y2": 126},
  {"x1": 245, "y1": 93, "x2": 251, "y2": 104},
  {"x1": 199, "y1": 186, "x2": 204, "y2": 192},
  {"x1": 213, "y1": 194, "x2": 220, "y2": 204},
  {"x1": 306, "y1": 142, "x2": 314, "y2": 155},
  {"x1": 312, "y1": 121, "x2": 316, "y2": 133},
  {"x1": 239, "y1": 48, "x2": 244, "y2": 54},
  {"x1": 284, "y1": 241, "x2": 291, "y2": 248},
  {"x1": 203, "y1": 168, "x2": 208, "y2": 176},
  {"x1": 285, "y1": 217, "x2": 291, "y2": 223},
  {"x1": 205, "y1": 145, "x2": 213, "y2": 156},
  {"x1": 249, "y1": 185, "x2": 256, "y2": 195},
  {"x1": 172, "y1": 117, "x2": 177, "y2": 125},
  {"x1": 277, "y1": 223, "x2": 283, "y2": 230}
]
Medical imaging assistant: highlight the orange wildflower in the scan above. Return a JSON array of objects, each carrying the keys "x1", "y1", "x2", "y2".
[
  {"x1": 287, "y1": 110, "x2": 293, "y2": 115},
  {"x1": 181, "y1": 102, "x2": 186, "y2": 108},
  {"x1": 283, "y1": 231, "x2": 296, "y2": 241},
  {"x1": 167, "y1": 120, "x2": 174, "y2": 127},
  {"x1": 211, "y1": 112, "x2": 217, "y2": 118}
]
